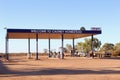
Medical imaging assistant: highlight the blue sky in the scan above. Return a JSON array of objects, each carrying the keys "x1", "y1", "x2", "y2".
[{"x1": 0, "y1": 0, "x2": 120, "y2": 53}]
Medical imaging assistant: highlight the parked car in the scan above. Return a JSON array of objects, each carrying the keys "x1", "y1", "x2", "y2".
[{"x1": 104, "y1": 52, "x2": 111, "y2": 57}]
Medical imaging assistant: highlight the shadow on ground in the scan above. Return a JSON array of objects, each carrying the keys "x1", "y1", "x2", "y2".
[
  {"x1": 0, "y1": 60, "x2": 120, "y2": 77},
  {"x1": 101, "y1": 57, "x2": 120, "y2": 60}
]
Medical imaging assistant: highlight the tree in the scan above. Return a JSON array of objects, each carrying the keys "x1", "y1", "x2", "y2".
[
  {"x1": 93, "y1": 38, "x2": 101, "y2": 51},
  {"x1": 100, "y1": 42, "x2": 120, "y2": 56},
  {"x1": 83, "y1": 38, "x2": 91, "y2": 53},
  {"x1": 99, "y1": 43, "x2": 114, "y2": 53},
  {"x1": 65, "y1": 44, "x2": 72, "y2": 53},
  {"x1": 84, "y1": 38, "x2": 101, "y2": 52},
  {"x1": 114, "y1": 42, "x2": 120, "y2": 56},
  {"x1": 76, "y1": 37, "x2": 101, "y2": 53},
  {"x1": 76, "y1": 42, "x2": 84, "y2": 52},
  {"x1": 59, "y1": 47, "x2": 67, "y2": 53},
  {"x1": 43, "y1": 49, "x2": 48, "y2": 53},
  {"x1": 80, "y1": 26, "x2": 86, "y2": 31}
]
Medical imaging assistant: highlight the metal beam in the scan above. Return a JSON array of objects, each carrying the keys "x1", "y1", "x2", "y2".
[
  {"x1": 5, "y1": 36, "x2": 9, "y2": 60},
  {"x1": 61, "y1": 34, "x2": 64, "y2": 59},
  {"x1": 36, "y1": 33, "x2": 38, "y2": 60},
  {"x1": 73, "y1": 38, "x2": 75, "y2": 50},
  {"x1": 48, "y1": 38, "x2": 51, "y2": 58},
  {"x1": 91, "y1": 35, "x2": 94, "y2": 58},
  {"x1": 73, "y1": 38, "x2": 75, "y2": 56},
  {"x1": 28, "y1": 38, "x2": 31, "y2": 59}
]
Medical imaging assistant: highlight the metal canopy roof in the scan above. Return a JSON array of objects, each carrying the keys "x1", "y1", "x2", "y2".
[{"x1": 6, "y1": 29, "x2": 102, "y2": 39}]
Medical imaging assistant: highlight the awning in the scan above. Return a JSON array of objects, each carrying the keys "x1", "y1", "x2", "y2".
[{"x1": 6, "y1": 29, "x2": 102, "y2": 39}]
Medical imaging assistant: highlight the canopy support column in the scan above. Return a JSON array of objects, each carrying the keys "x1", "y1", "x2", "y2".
[
  {"x1": 48, "y1": 38, "x2": 51, "y2": 58},
  {"x1": 91, "y1": 35, "x2": 94, "y2": 58},
  {"x1": 73, "y1": 38, "x2": 75, "y2": 56},
  {"x1": 28, "y1": 38, "x2": 31, "y2": 59},
  {"x1": 5, "y1": 36, "x2": 9, "y2": 60},
  {"x1": 73, "y1": 38, "x2": 75, "y2": 50},
  {"x1": 36, "y1": 33, "x2": 39, "y2": 60},
  {"x1": 61, "y1": 34, "x2": 64, "y2": 59}
]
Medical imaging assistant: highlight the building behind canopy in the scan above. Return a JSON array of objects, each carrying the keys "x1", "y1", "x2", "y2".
[{"x1": 5, "y1": 28, "x2": 102, "y2": 60}]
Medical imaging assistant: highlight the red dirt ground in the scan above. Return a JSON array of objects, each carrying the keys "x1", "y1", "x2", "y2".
[{"x1": 0, "y1": 56, "x2": 120, "y2": 80}]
